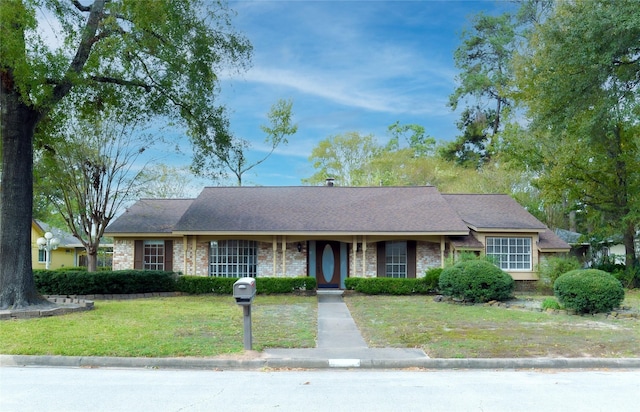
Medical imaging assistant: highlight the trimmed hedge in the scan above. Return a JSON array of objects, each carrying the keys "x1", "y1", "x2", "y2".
[
  {"x1": 554, "y1": 269, "x2": 624, "y2": 314},
  {"x1": 34, "y1": 269, "x2": 177, "y2": 295},
  {"x1": 176, "y1": 276, "x2": 316, "y2": 295},
  {"x1": 35, "y1": 270, "x2": 317, "y2": 296},
  {"x1": 438, "y1": 260, "x2": 514, "y2": 303},
  {"x1": 344, "y1": 276, "x2": 434, "y2": 295}
]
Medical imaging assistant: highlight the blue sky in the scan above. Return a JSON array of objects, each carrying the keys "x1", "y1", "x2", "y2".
[{"x1": 174, "y1": 1, "x2": 513, "y2": 187}]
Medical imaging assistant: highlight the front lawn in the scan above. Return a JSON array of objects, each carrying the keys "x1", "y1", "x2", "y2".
[
  {"x1": 345, "y1": 290, "x2": 640, "y2": 358},
  {"x1": 0, "y1": 295, "x2": 316, "y2": 357}
]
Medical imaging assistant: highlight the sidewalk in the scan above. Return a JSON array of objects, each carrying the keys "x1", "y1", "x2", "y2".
[{"x1": 2, "y1": 291, "x2": 640, "y2": 370}]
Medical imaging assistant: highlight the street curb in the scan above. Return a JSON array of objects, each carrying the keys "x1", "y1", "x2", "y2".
[{"x1": 2, "y1": 355, "x2": 640, "y2": 371}]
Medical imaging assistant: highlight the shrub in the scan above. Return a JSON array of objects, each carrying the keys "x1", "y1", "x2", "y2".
[
  {"x1": 423, "y1": 268, "x2": 442, "y2": 292},
  {"x1": 553, "y1": 269, "x2": 624, "y2": 314},
  {"x1": 438, "y1": 260, "x2": 515, "y2": 303},
  {"x1": 541, "y1": 297, "x2": 563, "y2": 310},
  {"x1": 175, "y1": 276, "x2": 316, "y2": 295},
  {"x1": 344, "y1": 277, "x2": 431, "y2": 295},
  {"x1": 34, "y1": 269, "x2": 177, "y2": 295},
  {"x1": 538, "y1": 256, "x2": 581, "y2": 291}
]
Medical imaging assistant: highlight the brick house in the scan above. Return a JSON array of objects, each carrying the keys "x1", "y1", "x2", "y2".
[{"x1": 105, "y1": 186, "x2": 569, "y2": 288}]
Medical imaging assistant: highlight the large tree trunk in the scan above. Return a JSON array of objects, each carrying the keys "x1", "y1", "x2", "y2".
[
  {"x1": 0, "y1": 75, "x2": 51, "y2": 309},
  {"x1": 86, "y1": 244, "x2": 98, "y2": 272}
]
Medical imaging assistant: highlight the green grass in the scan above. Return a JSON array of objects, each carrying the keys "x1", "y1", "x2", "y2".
[
  {"x1": 345, "y1": 290, "x2": 640, "y2": 358},
  {"x1": 2, "y1": 291, "x2": 639, "y2": 358},
  {"x1": 0, "y1": 295, "x2": 316, "y2": 357}
]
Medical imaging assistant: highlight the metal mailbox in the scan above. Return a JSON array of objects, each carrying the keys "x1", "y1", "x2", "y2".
[{"x1": 233, "y1": 277, "x2": 256, "y2": 305}]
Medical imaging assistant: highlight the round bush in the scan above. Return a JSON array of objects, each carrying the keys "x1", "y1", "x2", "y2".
[
  {"x1": 553, "y1": 269, "x2": 624, "y2": 314},
  {"x1": 438, "y1": 260, "x2": 515, "y2": 303}
]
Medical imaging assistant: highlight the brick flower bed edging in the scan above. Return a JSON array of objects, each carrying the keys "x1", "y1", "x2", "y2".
[{"x1": 0, "y1": 297, "x2": 94, "y2": 320}]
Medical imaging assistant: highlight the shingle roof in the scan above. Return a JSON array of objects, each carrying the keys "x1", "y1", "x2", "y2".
[
  {"x1": 173, "y1": 186, "x2": 470, "y2": 234},
  {"x1": 105, "y1": 199, "x2": 194, "y2": 234},
  {"x1": 538, "y1": 229, "x2": 572, "y2": 251},
  {"x1": 442, "y1": 194, "x2": 548, "y2": 231}
]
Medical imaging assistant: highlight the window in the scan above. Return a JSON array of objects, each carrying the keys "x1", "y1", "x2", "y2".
[
  {"x1": 209, "y1": 240, "x2": 257, "y2": 278},
  {"x1": 385, "y1": 241, "x2": 407, "y2": 278},
  {"x1": 486, "y1": 237, "x2": 532, "y2": 271},
  {"x1": 38, "y1": 249, "x2": 46, "y2": 263},
  {"x1": 143, "y1": 240, "x2": 164, "y2": 270}
]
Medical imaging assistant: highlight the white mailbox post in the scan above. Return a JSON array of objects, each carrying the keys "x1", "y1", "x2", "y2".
[{"x1": 233, "y1": 277, "x2": 256, "y2": 350}]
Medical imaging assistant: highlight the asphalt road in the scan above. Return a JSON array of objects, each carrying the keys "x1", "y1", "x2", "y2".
[{"x1": 2, "y1": 366, "x2": 639, "y2": 412}]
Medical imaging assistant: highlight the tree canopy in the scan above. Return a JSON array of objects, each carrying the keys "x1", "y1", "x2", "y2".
[
  {"x1": 0, "y1": 0, "x2": 251, "y2": 308},
  {"x1": 510, "y1": 0, "x2": 640, "y2": 266}
]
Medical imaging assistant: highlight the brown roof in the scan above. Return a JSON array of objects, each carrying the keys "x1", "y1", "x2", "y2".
[
  {"x1": 538, "y1": 229, "x2": 571, "y2": 251},
  {"x1": 173, "y1": 186, "x2": 470, "y2": 234},
  {"x1": 442, "y1": 194, "x2": 548, "y2": 231},
  {"x1": 106, "y1": 199, "x2": 194, "y2": 234}
]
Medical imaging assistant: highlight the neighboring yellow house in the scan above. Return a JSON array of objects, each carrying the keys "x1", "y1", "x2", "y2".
[{"x1": 31, "y1": 220, "x2": 113, "y2": 270}]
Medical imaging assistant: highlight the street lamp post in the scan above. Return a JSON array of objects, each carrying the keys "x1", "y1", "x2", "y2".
[{"x1": 37, "y1": 232, "x2": 60, "y2": 270}]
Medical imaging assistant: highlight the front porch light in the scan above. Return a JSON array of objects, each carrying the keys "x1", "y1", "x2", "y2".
[{"x1": 37, "y1": 231, "x2": 60, "y2": 270}]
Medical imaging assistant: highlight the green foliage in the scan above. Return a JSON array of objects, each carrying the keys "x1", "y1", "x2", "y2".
[
  {"x1": 538, "y1": 256, "x2": 581, "y2": 290},
  {"x1": 541, "y1": 297, "x2": 563, "y2": 311},
  {"x1": 554, "y1": 269, "x2": 625, "y2": 314},
  {"x1": 423, "y1": 268, "x2": 443, "y2": 292},
  {"x1": 176, "y1": 276, "x2": 316, "y2": 295},
  {"x1": 439, "y1": 260, "x2": 515, "y2": 303},
  {"x1": 34, "y1": 270, "x2": 177, "y2": 295},
  {"x1": 344, "y1": 277, "x2": 433, "y2": 295},
  {"x1": 594, "y1": 260, "x2": 640, "y2": 289}
]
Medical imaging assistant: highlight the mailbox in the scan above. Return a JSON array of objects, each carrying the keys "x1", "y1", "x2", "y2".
[{"x1": 233, "y1": 277, "x2": 256, "y2": 305}]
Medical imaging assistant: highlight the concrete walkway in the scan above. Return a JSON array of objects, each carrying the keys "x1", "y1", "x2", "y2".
[{"x1": 264, "y1": 290, "x2": 429, "y2": 364}]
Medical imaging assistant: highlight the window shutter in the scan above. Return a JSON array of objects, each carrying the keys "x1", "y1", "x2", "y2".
[
  {"x1": 134, "y1": 240, "x2": 143, "y2": 269},
  {"x1": 164, "y1": 240, "x2": 173, "y2": 272},
  {"x1": 407, "y1": 241, "x2": 417, "y2": 278},
  {"x1": 376, "y1": 242, "x2": 385, "y2": 277}
]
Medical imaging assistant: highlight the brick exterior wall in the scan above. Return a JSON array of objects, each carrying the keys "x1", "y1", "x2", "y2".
[
  {"x1": 113, "y1": 238, "x2": 443, "y2": 279},
  {"x1": 112, "y1": 239, "x2": 134, "y2": 270}
]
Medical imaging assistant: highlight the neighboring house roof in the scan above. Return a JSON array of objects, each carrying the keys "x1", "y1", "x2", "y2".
[
  {"x1": 105, "y1": 199, "x2": 195, "y2": 234},
  {"x1": 442, "y1": 194, "x2": 548, "y2": 232},
  {"x1": 34, "y1": 220, "x2": 81, "y2": 248},
  {"x1": 174, "y1": 186, "x2": 470, "y2": 235},
  {"x1": 555, "y1": 228, "x2": 589, "y2": 245}
]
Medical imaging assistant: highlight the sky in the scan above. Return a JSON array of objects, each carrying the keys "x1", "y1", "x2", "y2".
[{"x1": 184, "y1": 0, "x2": 512, "y2": 187}]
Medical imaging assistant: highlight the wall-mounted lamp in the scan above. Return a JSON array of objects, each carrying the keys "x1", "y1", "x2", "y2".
[{"x1": 297, "y1": 242, "x2": 302, "y2": 252}]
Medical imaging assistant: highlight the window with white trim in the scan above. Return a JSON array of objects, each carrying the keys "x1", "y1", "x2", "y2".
[
  {"x1": 38, "y1": 249, "x2": 46, "y2": 263},
  {"x1": 143, "y1": 240, "x2": 165, "y2": 270},
  {"x1": 209, "y1": 240, "x2": 257, "y2": 278},
  {"x1": 486, "y1": 237, "x2": 532, "y2": 270},
  {"x1": 385, "y1": 241, "x2": 407, "y2": 278}
]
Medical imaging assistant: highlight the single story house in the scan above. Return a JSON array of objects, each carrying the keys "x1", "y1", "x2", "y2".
[
  {"x1": 32, "y1": 220, "x2": 113, "y2": 269},
  {"x1": 105, "y1": 186, "x2": 570, "y2": 288}
]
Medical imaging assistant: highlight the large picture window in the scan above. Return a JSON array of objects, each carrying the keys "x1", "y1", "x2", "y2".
[
  {"x1": 143, "y1": 240, "x2": 165, "y2": 270},
  {"x1": 209, "y1": 240, "x2": 257, "y2": 278},
  {"x1": 486, "y1": 237, "x2": 532, "y2": 271}
]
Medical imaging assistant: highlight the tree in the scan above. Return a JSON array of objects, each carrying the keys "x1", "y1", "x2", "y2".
[
  {"x1": 386, "y1": 122, "x2": 435, "y2": 157},
  {"x1": 0, "y1": 0, "x2": 251, "y2": 309},
  {"x1": 39, "y1": 112, "x2": 156, "y2": 272},
  {"x1": 443, "y1": 11, "x2": 516, "y2": 167},
  {"x1": 138, "y1": 164, "x2": 198, "y2": 199},
  {"x1": 512, "y1": 0, "x2": 640, "y2": 267},
  {"x1": 302, "y1": 132, "x2": 378, "y2": 186},
  {"x1": 192, "y1": 99, "x2": 297, "y2": 186}
]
